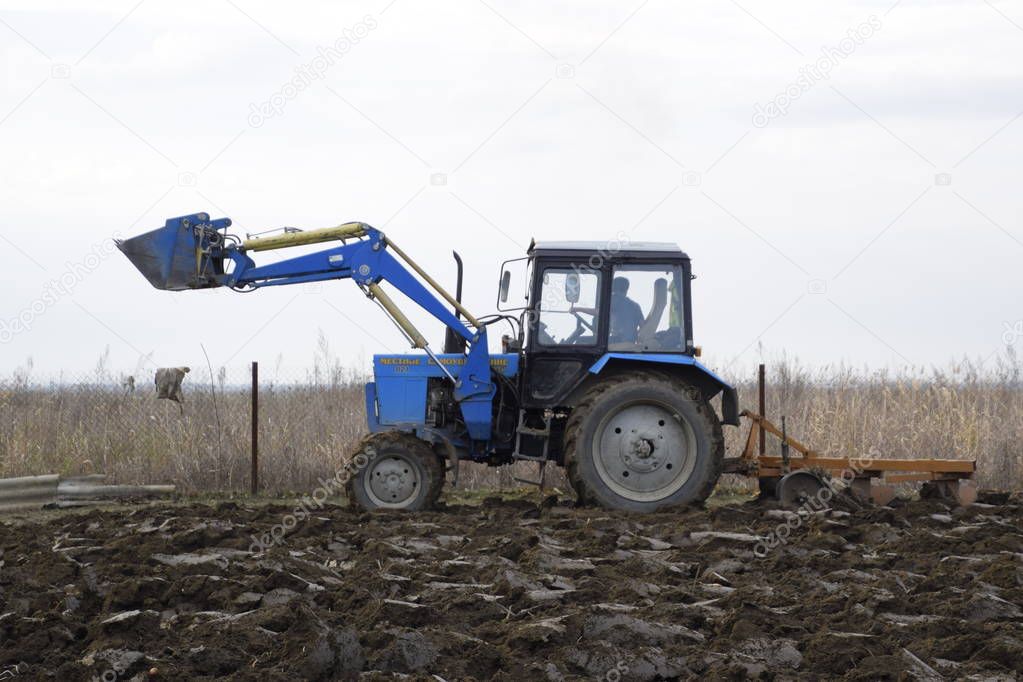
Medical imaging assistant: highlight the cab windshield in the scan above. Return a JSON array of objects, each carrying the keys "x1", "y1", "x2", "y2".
[{"x1": 535, "y1": 268, "x2": 601, "y2": 346}]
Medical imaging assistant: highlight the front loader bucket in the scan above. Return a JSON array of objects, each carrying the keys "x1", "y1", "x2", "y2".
[{"x1": 117, "y1": 213, "x2": 228, "y2": 290}]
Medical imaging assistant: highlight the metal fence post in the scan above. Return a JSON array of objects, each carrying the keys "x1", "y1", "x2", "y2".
[
  {"x1": 758, "y1": 363, "x2": 766, "y2": 456},
  {"x1": 251, "y1": 361, "x2": 259, "y2": 495}
]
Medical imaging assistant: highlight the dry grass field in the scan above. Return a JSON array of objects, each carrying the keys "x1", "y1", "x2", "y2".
[{"x1": 0, "y1": 351, "x2": 1019, "y2": 493}]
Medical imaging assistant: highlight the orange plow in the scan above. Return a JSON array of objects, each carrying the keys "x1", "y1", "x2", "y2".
[{"x1": 723, "y1": 410, "x2": 977, "y2": 507}]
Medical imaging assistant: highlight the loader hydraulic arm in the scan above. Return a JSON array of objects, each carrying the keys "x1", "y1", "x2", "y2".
[
  {"x1": 226, "y1": 222, "x2": 480, "y2": 349},
  {"x1": 117, "y1": 213, "x2": 497, "y2": 440}
]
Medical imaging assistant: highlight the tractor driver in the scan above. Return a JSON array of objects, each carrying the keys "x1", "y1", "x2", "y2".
[{"x1": 609, "y1": 276, "x2": 644, "y2": 345}]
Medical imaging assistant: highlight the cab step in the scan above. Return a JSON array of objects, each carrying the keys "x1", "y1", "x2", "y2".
[{"x1": 512, "y1": 411, "x2": 552, "y2": 488}]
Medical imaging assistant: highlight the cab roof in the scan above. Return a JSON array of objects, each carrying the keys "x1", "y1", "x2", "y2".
[{"x1": 528, "y1": 239, "x2": 688, "y2": 259}]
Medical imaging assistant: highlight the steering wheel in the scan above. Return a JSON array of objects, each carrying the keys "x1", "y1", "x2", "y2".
[
  {"x1": 536, "y1": 321, "x2": 558, "y2": 346},
  {"x1": 572, "y1": 309, "x2": 594, "y2": 332},
  {"x1": 564, "y1": 311, "x2": 594, "y2": 345}
]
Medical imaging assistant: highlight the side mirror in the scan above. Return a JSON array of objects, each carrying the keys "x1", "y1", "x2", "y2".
[
  {"x1": 499, "y1": 270, "x2": 511, "y2": 302},
  {"x1": 565, "y1": 273, "x2": 580, "y2": 304},
  {"x1": 496, "y1": 256, "x2": 530, "y2": 311}
]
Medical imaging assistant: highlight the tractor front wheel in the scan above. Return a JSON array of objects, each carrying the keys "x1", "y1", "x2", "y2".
[
  {"x1": 565, "y1": 373, "x2": 723, "y2": 512},
  {"x1": 345, "y1": 431, "x2": 445, "y2": 511}
]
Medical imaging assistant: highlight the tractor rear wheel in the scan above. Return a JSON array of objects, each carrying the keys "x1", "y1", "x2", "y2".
[
  {"x1": 565, "y1": 372, "x2": 723, "y2": 512},
  {"x1": 345, "y1": 431, "x2": 445, "y2": 512}
]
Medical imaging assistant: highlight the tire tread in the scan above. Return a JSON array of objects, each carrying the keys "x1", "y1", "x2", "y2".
[
  {"x1": 344, "y1": 431, "x2": 445, "y2": 511},
  {"x1": 564, "y1": 370, "x2": 724, "y2": 510}
]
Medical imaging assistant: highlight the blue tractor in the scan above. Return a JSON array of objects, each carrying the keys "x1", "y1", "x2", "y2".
[{"x1": 118, "y1": 214, "x2": 740, "y2": 512}]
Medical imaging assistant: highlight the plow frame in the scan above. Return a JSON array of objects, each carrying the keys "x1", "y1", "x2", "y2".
[{"x1": 725, "y1": 410, "x2": 977, "y2": 505}]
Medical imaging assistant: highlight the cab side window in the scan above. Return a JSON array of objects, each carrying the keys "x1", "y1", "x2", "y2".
[{"x1": 608, "y1": 265, "x2": 684, "y2": 351}]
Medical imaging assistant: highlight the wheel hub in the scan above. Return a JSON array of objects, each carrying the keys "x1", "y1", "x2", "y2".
[
  {"x1": 631, "y1": 438, "x2": 653, "y2": 458},
  {"x1": 621, "y1": 433, "x2": 662, "y2": 473},
  {"x1": 594, "y1": 401, "x2": 698, "y2": 502},
  {"x1": 366, "y1": 455, "x2": 419, "y2": 506}
]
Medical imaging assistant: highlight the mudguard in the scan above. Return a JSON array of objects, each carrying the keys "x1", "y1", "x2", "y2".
[{"x1": 588, "y1": 353, "x2": 740, "y2": 426}]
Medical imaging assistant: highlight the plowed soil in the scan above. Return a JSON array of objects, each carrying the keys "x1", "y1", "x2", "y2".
[{"x1": 1, "y1": 491, "x2": 1022, "y2": 680}]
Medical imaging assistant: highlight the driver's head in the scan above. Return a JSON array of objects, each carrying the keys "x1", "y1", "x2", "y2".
[{"x1": 612, "y1": 277, "x2": 630, "y2": 297}]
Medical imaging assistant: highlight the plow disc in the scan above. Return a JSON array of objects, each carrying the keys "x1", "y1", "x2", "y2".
[{"x1": 777, "y1": 470, "x2": 829, "y2": 507}]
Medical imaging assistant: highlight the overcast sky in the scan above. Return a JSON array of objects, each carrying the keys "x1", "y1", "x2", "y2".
[{"x1": 0, "y1": 0, "x2": 1021, "y2": 381}]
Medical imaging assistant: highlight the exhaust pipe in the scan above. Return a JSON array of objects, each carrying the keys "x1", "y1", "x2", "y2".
[{"x1": 443, "y1": 251, "x2": 466, "y2": 354}]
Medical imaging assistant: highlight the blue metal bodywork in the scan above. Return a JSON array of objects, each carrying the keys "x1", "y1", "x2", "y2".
[
  {"x1": 119, "y1": 214, "x2": 499, "y2": 443},
  {"x1": 224, "y1": 227, "x2": 499, "y2": 441},
  {"x1": 589, "y1": 352, "x2": 727, "y2": 383},
  {"x1": 367, "y1": 353, "x2": 519, "y2": 432},
  {"x1": 224, "y1": 223, "x2": 499, "y2": 437},
  {"x1": 589, "y1": 352, "x2": 739, "y2": 426},
  {"x1": 227, "y1": 227, "x2": 476, "y2": 345},
  {"x1": 115, "y1": 213, "x2": 231, "y2": 290}
]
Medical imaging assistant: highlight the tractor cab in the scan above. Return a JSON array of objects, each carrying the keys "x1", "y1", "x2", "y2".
[
  {"x1": 500, "y1": 240, "x2": 700, "y2": 409},
  {"x1": 493, "y1": 239, "x2": 735, "y2": 511}
]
